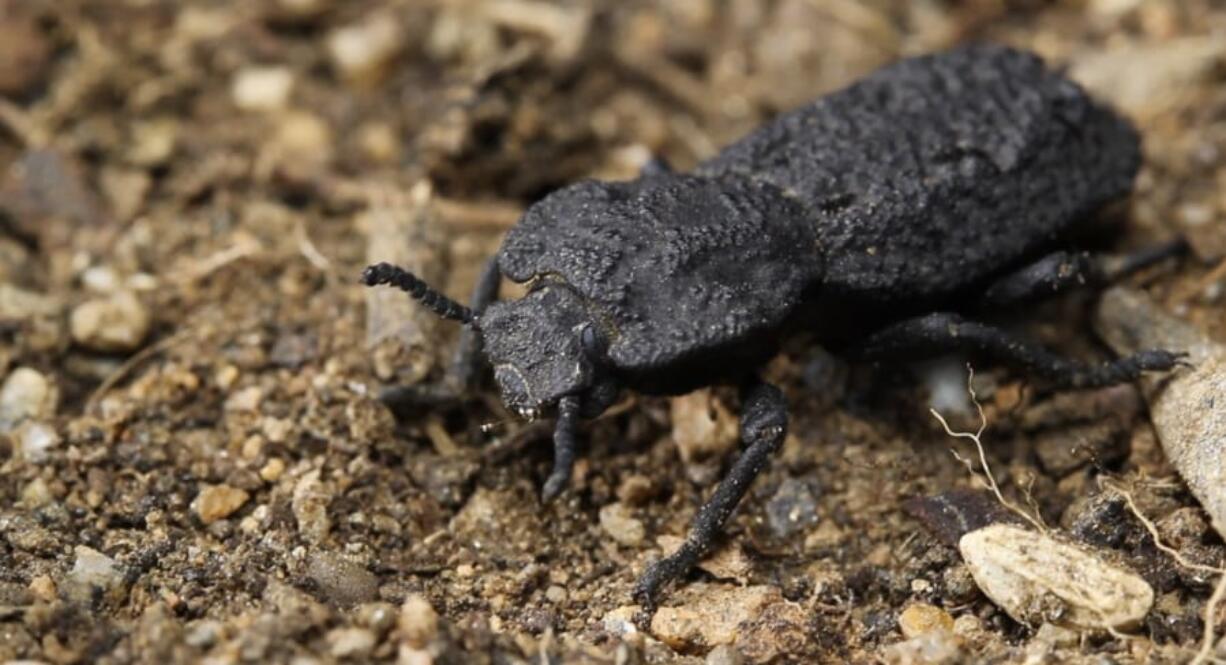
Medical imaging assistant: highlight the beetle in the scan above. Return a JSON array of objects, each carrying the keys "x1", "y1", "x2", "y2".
[{"x1": 361, "y1": 43, "x2": 1185, "y2": 615}]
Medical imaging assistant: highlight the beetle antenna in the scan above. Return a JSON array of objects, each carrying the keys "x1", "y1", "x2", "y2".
[{"x1": 361, "y1": 262, "x2": 475, "y2": 324}]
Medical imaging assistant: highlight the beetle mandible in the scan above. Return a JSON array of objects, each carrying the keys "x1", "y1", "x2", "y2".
[{"x1": 361, "y1": 43, "x2": 1186, "y2": 615}]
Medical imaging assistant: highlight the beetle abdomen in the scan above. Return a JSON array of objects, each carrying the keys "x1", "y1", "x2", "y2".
[{"x1": 699, "y1": 43, "x2": 1140, "y2": 305}]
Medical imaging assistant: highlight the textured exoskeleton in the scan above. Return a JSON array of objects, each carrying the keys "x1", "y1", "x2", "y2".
[{"x1": 362, "y1": 43, "x2": 1185, "y2": 617}]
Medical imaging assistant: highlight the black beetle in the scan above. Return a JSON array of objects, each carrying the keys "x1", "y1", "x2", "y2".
[{"x1": 362, "y1": 44, "x2": 1185, "y2": 615}]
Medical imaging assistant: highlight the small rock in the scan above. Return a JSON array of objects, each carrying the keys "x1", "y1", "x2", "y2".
[
  {"x1": 69, "y1": 545, "x2": 123, "y2": 592},
  {"x1": 616, "y1": 473, "x2": 655, "y2": 505},
  {"x1": 881, "y1": 629, "x2": 963, "y2": 665},
  {"x1": 398, "y1": 594, "x2": 439, "y2": 648},
  {"x1": 272, "y1": 110, "x2": 333, "y2": 169},
  {"x1": 649, "y1": 584, "x2": 784, "y2": 652},
  {"x1": 599, "y1": 502, "x2": 645, "y2": 547},
  {"x1": 544, "y1": 585, "x2": 567, "y2": 604},
  {"x1": 958, "y1": 524, "x2": 1154, "y2": 630},
  {"x1": 0, "y1": 367, "x2": 56, "y2": 433},
  {"x1": 659, "y1": 535, "x2": 752, "y2": 582},
  {"x1": 0, "y1": 150, "x2": 105, "y2": 239},
  {"x1": 705, "y1": 645, "x2": 744, "y2": 665},
  {"x1": 327, "y1": 13, "x2": 403, "y2": 86},
  {"x1": 0, "y1": 11, "x2": 51, "y2": 97},
  {"x1": 70, "y1": 292, "x2": 151, "y2": 352},
  {"x1": 225, "y1": 386, "x2": 264, "y2": 413},
  {"x1": 671, "y1": 389, "x2": 739, "y2": 484},
  {"x1": 15, "y1": 421, "x2": 59, "y2": 463},
  {"x1": 21, "y1": 477, "x2": 53, "y2": 506},
  {"x1": 81, "y1": 266, "x2": 121, "y2": 294},
  {"x1": 898, "y1": 603, "x2": 955, "y2": 639},
  {"x1": 307, "y1": 551, "x2": 378, "y2": 606},
  {"x1": 126, "y1": 118, "x2": 178, "y2": 167},
  {"x1": 1071, "y1": 37, "x2": 1226, "y2": 120},
  {"x1": 260, "y1": 458, "x2": 286, "y2": 482},
  {"x1": 0, "y1": 284, "x2": 60, "y2": 321},
  {"x1": 28, "y1": 574, "x2": 56, "y2": 602},
  {"x1": 293, "y1": 470, "x2": 333, "y2": 543},
  {"x1": 232, "y1": 66, "x2": 295, "y2": 112},
  {"x1": 765, "y1": 477, "x2": 819, "y2": 538},
  {"x1": 735, "y1": 600, "x2": 809, "y2": 663},
  {"x1": 327, "y1": 627, "x2": 375, "y2": 659},
  {"x1": 193, "y1": 484, "x2": 250, "y2": 524}
]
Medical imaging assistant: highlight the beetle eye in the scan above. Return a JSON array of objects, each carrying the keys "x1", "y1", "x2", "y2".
[{"x1": 580, "y1": 323, "x2": 607, "y2": 360}]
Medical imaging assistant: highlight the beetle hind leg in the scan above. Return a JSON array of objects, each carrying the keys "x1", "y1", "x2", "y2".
[
  {"x1": 857, "y1": 312, "x2": 1186, "y2": 389},
  {"x1": 633, "y1": 379, "x2": 788, "y2": 624},
  {"x1": 978, "y1": 239, "x2": 1187, "y2": 309}
]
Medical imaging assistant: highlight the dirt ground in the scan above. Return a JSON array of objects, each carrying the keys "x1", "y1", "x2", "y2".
[{"x1": 2, "y1": 1, "x2": 1226, "y2": 663}]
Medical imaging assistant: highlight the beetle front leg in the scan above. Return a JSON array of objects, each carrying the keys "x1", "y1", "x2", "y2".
[
  {"x1": 379, "y1": 257, "x2": 501, "y2": 410},
  {"x1": 542, "y1": 395, "x2": 582, "y2": 501},
  {"x1": 633, "y1": 379, "x2": 788, "y2": 623}
]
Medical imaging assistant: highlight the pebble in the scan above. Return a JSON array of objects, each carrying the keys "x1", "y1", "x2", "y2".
[
  {"x1": 599, "y1": 502, "x2": 646, "y2": 547},
  {"x1": 671, "y1": 389, "x2": 739, "y2": 484},
  {"x1": 69, "y1": 545, "x2": 123, "y2": 592},
  {"x1": 232, "y1": 66, "x2": 295, "y2": 112},
  {"x1": 649, "y1": 584, "x2": 784, "y2": 652},
  {"x1": 15, "y1": 421, "x2": 59, "y2": 463},
  {"x1": 327, "y1": 14, "x2": 403, "y2": 86},
  {"x1": 0, "y1": 11, "x2": 51, "y2": 97},
  {"x1": 898, "y1": 603, "x2": 955, "y2": 639},
  {"x1": 70, "y1": 292, "x2": 151, "y2": 352},
  {"x1": 958, "y1": 524, "x2": 1153, "y2": 630},
  {"x1": 327, "y1": 627, "x2": 375, "y2": 659},
  {"x1": 705, "y1": 645, "x2": 744, "y2": 665},
  {"x1": 765, "y1": 477, "x2": 819, "y2": 538},
  {"x1": 260, "y1": 458, "x2": 286, "y2": 482},
  {"x1": 28, "y1": 574, "x2": 56, "y2": 603},
  {"x1": 0, "y1": 367, "x2": 56, "y2": 433},
  {"x1": 293, "y1": 471, "x2": 333, "y2": 544},
  {"x1": 658, "y1": 535, "x2": 752, "y2": 582},
  {"x1": 225, "y1": 386, "x2": 264, "y2": 413},
  {"x1": 398, "y1": 594, "x2": 439, "y2": 648},
  {"x1": 1095, "y1": 287, "x2": 1226, "y2": 541},
  {"x1": 881, "y1": 629, "x2": 963, "y2": 665},
  {"x1": 193, "y1": 484, "x2": 250, "y2": 524},
  {"x1": 1071, "y1": 36, "x2": 1226, "y2": 120},
  {"x1": 306, "y1": 551, "x2": 378, "y2": 606}
]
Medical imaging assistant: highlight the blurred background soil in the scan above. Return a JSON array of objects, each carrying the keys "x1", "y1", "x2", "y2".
[{"x1": 1, "y1": 0, "x2": 1226, "y2": 663}]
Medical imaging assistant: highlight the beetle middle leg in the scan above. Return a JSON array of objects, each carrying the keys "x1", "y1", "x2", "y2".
[
  {"x1": 978, "y1": 239, "x2": 1186, "y2": 309},
  {"x1": 379, "y1": 257, "x2": 502, "y2": 409},
  {"x1": 856, "y1": 312, "x2": 1186, "y2": 388},
  {"x1": 634, "y1": 378, "x2": 788, "y2": 621}
]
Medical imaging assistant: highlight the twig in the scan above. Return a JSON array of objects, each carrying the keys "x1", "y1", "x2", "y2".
[
  {"x1": 85, "y1": 329, "x2": 192, "y2": 415},
  {"x1": 930, "y1": 365, "x2": 1049, "y2": 533},
  {"x1": 1102, "y1": 477, "x2": 1226, "y2": 662},
  {"x1": 295, "y1": 221, "x2": 333, "y2": 273}
]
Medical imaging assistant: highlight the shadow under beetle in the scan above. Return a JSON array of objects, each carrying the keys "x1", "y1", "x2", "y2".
[{"x1": 361, "y1": 44, "x2": 1186, "y2": 618}]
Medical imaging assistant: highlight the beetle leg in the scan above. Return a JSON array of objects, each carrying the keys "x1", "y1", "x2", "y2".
[
  {"x1": 979, "y1": 239, "x2": 1186, "y2": 309},
  {"x1": 633, "y1": 379, "x2": 788, "y2": 623},
  {"x1": 376, "y1": 258, "x2": 501, "y2": 413},
  {"x1": 857, "y1": 312, "x2": 1187, "y2": 388},
  {"x1": 452, "y1": 257, "x2": 502, "y2": 391},
  {"x1": 542, "y1": 394, "x2": 582, "y2": 501}
]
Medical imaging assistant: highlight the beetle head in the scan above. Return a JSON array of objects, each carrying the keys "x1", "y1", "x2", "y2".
[{"x1": 478, "y1": 283, "x2": 605, "y2": 419}]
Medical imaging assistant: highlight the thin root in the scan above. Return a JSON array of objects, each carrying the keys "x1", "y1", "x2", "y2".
[{"x1": 930, "y1": 365, "x2": 1048, "y2": 534}]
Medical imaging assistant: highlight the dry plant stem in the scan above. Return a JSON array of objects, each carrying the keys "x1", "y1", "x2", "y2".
[
  {"x1": 1103, "y1": 478, "x2": 1226, "y2": 663},
  {"x1": 1194, "y1": 574, "x2": 1226, "y2": 665},
  {"x1": 930, "y1": 366, "x2": 1048, "y2": 533},
  {"x1": 85, "y1": 330, "x2": 192, "y2": 415}
]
